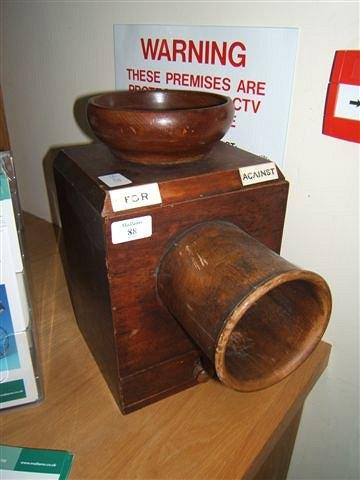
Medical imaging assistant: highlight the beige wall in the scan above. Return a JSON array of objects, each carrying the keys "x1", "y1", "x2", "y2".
[{"x1": 1, "y1": 1, "x2": 359, "y2": 478}]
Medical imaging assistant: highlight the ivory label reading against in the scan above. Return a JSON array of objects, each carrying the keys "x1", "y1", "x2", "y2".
[{"x1": 239, "y1": 162, "x2": 278, "y2": 186}]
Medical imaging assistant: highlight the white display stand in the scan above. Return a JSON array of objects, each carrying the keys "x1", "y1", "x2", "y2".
[{"x1": 0, "y1": 152, "x2": 42, "y2": 409}]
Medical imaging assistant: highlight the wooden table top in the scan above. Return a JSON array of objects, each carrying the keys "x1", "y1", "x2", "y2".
[{"x1": 1, "y1": 213, "x2": 331, "y2": 480}]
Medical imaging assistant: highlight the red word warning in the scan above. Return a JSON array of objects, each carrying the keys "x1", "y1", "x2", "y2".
[{"x1": 140, "y1": 38, "x2": 247, "y2": 68}]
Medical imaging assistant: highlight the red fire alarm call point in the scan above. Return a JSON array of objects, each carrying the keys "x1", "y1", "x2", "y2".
[{"x1": 323, "y1": 50, "x2": 360, "y2": 143}]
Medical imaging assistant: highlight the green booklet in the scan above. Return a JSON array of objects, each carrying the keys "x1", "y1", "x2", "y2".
[{"x1": 0, "y1": 445, "x2": 74, "y2": 479}]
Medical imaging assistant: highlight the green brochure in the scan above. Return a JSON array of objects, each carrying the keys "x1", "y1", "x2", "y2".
[{"x1": 0, "y1": 445, "x2": 74, "y2": 479}]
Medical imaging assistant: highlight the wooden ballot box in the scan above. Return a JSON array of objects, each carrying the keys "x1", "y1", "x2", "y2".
[{"x1": 54, "y1": 141, "x2": 291, "y2": 414}]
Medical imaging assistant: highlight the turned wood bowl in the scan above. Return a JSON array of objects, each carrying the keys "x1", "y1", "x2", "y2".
[{"x1": 87, "y1": 90, "x2": 234, "y2": 165}]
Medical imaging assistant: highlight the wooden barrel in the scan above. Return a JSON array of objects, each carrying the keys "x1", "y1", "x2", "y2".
[{"x1": 157, "y1": 221, "x2": 331, "y2": 391}]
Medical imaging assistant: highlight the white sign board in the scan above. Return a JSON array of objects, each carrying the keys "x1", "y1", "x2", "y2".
[{"x1": 114, "y1": 25, "x2": 298, "y2": 168}]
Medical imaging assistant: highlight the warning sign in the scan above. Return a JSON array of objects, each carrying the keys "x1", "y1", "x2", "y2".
[{"x1": 114, "y1": 25, "x2": 298, "y2": 167}]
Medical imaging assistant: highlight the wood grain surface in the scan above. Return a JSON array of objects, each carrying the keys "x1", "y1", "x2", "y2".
[
  {"x1": 87, "y1": 90, "x2": 234, "y2": 164},
  {"x1": 53, "y1": 142, "x2": 289, "y2": 412},
  {"x1": 157, "y1": 220, "x2": 331, "y2": 392},
  {"x1": 1, "y1": 213, "x2": 331, "y2": 480}
]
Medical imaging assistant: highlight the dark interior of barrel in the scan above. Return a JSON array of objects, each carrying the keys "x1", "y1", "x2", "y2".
[{"x1": 224, "y1": 279, "x2": 327, "y2": 389}]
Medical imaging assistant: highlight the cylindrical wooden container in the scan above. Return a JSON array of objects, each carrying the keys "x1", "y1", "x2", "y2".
[{"x1": 157, "y1": 221, "x2": 331, "y2": 391}]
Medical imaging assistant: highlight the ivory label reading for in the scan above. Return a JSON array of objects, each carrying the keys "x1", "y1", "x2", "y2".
[
  {"x1": 111, "y1": 215, "x2": 152, "y2": 244},
  {"x1": 239, "y1": 162, "x2": 278, "y2": 186},
  {"x1": 109, "y1": 183, "x2": 162, "y2": 212}
]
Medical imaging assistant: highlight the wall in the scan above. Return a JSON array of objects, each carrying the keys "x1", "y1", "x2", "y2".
[{"x1": 1, "y1": 1, "x2": 358, "y2": 478}]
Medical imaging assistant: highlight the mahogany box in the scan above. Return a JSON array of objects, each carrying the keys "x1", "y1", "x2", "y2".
[{"x1": 54, "y1": 141, "x2": 288, "y2": 414}]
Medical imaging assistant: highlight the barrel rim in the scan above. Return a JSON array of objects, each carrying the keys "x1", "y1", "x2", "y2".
[{"x1": 215, "y1": 269, "x2": 332, "y2": 391}]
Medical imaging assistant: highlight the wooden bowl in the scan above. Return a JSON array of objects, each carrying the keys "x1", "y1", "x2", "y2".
[{"x1": 87, "y1": 90, "x2": 234, "y2": 165}]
